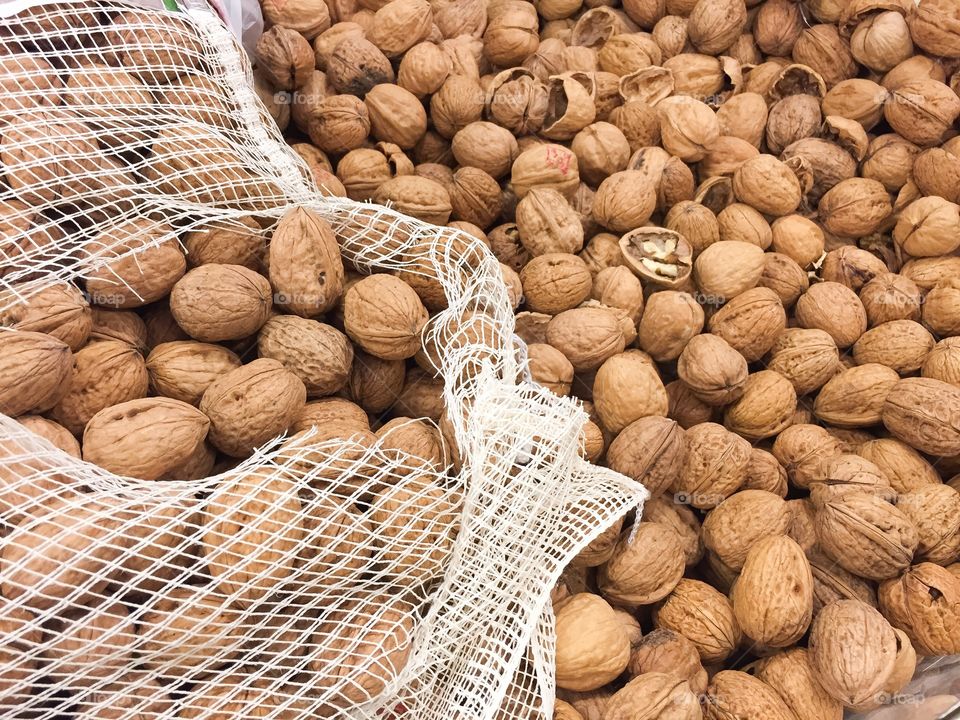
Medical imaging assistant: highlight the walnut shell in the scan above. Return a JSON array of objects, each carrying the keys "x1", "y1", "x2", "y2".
[
  {"x1": 693, "y1": 240, "x2": 765, "y2": 301},
  {"x1": 732, "y1": 535, "x2": 813, "y2": 647},
  {"x1": 750, "y1": 647, "x2": 843, "y2": 720},
  {"x1": 703, "y1": 670, "x2": 797, "y2": 720},
  {"x1": 169, "y1": 264, "x2": 272, "y2": 343},
  {"x1": 593, "y1": 350, "x2": 668, "y2": 434},
  {"x1": 520, "y1": 253, "x2": 592, "y2": 314},
  {"x1": 707, "y1": 287, "x2": 786, "y2": 362},
  {"x1": 1, "y1": 497, "x2": 133, "y2": 611},
  {"x1": 603, "y1": 672, "x2": 701, "y2": 720},
  {"x1": 343, "y1": 274, "x2": 429, "y2": 360},
  {"x1": 200, "y1": 359, "x2": 306, "y2": 457},
  {"x1": 654, "y1": 578, "x2": 742, "y2": 663},
  {"x1": 852, "y1": 320, "x2": 935, "y2": 375},
  {"x1": 146, "y1": 341, "x2": 241, "y2": 407},
  {"x1": 183, "y1": 217, "x2": 264, "y2": 271},
  {"x1": 555, "y1": 593, "x2": 631, "y2": 691},
  {"x1": 818, "y1": 178, "x2": 892, "y2": 238},
  {"x1": 882, "y1": 377, "x2": 960, "y2": 456},
  {"x1": 326, "y1": 36, "x2": 395, "y2": 96},
  {"x1": 599, "y1": 523, "x2": 685, "y2": 606},
  {"x1": 878, "y1": 562, "x2": 960, "y2": 656},
  {"x1": 43, "y1": 600, "x2": 136, "y2": 688},
  {"x1": 373, "y1": 175, "x2": 453, "y2": 225},
  {"x1": 511, "y1": 143, "x2": 581, "y2": 199},
  {"x1": 702, "y1": 489, "x2": 790, "y2": 571},
  {"x1": 677, "y1": 333, "x2": 748, "y2": 407},
  {"x1": 258, "y1": 316, "x2": 353, "y2": 398},
  {"x1": 809, "y1": 599, "x2": 898, "y2": 706},
  {"x1": 365, "y1": 83, "x2": 428, "y2": 149},
  {"x1": 814, "y1": 363, "x2": 899, "y2": 428},
  {"x1": 515, "y1": 187, "x2": 585, "y2": 256},
  {"x1": 606, "y1": 416, "x2": 686, "y2": 498},
  {"x1": 138, "y1": 586, "x2": 244, "y2": 679},
  {"x1": 51, "y1": 339, "x2": 148, "y2": 435},
  {"x1": 84, "y1": 220, "x2": 185, "y2": 309},
  {"x1": 82, "y1": 397, "x2": 209, "y2": 480},
  {"x1": 897, "y1": 485, "x2": 960, "y2": 565},
  {"x1": 674, "y1": 421, "x2": 751, "y2": 509},
  {"x1": 815, "y1": 493, "x2": 918, "y2": 580},
  {"x1": 795, "y1": 281, "x2": 867, "y2": 349},
  {"x1": 766, "y1": 328, "x2": 839, "y2": 396},
  {"x1": 637, "y1": 291, "x2": 704, "y2": 362},
  {"x1": 202, "y1": 469, "x2": 303, "y2": 607},
  {"x1": 0, "y1": 283, "x2": 91, "y2": 352},
  {"x1": 772, "y1": 423, "x2": 841, "y2": 489},
  {"x1": 0, "y1": 330, "x2": 72, "y2": 417},
  {"x1": 269, "y1": 207, "x2": 344, "y2": 317},
  {"x1": 546, "y1": 306, "x2": 626, "y2": 372}
]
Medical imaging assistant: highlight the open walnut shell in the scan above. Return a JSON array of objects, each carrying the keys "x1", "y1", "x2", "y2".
[
  {"x1": 694, "y1": 176, "x2": 736, "y2": 215},
  {"x1": 619, "y1": 228, "x2": 694, "y2": 288},
  {"x1": 541, "y1": 72, "x2": 597, "y2": 141},
  {"x1": 619, "y1": 67, "x2": 675, "y2": 106},
  {"x1": 768, "y1": 64, "x2": 827, "y2": 103}
]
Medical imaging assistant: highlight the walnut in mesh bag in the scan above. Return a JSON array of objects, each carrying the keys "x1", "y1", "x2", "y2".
[
  {"x1": 104, "y1": 10, "x2": 204, "y2": 84},
  {"x1": 62, "y1": 62, "x2": 154, "y2": 150},
  {"x1": 305, "y1": 594, "x2": 416, "y2": 707}
]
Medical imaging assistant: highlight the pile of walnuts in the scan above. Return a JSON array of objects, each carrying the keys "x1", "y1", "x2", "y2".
[{"x1": 252, "y1": 0, "x2": 960, "y2": 716}]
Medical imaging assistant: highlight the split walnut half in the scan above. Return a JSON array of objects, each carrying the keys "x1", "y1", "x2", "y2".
[{"x1": 619, "y1": 228, "x2": 693, "y2": 288}]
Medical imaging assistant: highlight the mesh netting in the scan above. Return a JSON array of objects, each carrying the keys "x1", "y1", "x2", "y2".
[{"x1": 0, "y1": 1, "x2": 647, "y2": 718}]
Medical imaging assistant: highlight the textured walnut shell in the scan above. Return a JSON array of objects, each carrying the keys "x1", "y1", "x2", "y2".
[
  {"x1": 170, "y1": 264, "x2": 272, "y2": 343},
  {"x1": 510, "y1": 143, "x2": 581, "y2": 199},
  {"x1": 0, "y1": 283, "x2": 91, "y2": 352},
  {"x1": 885, "y1": 78, "x2": 960, "y2": 148},
  {"x1": 0, "y1": 497, "x2": 133, "y2": 611},
  {"x1": 809, "y1": 599, "x2": 897, "y2": 706},
  {"x1": 255, "y1": 26, "x2": 315, "y2": 91},
  {"x1": 897, "y1": 485, "x2": 960, "y2": 565},
  {"x1": 702, "y1": 670, "x2": 798, "y2": 720},
  {"x1": 772, "y1": 423, "x2": 841, "y2": 489},
  {"x1": 693, "y1": 240, "x2": 765, "y2": 301},
  {"x1": 520, "y1": 253, "x2": 592, "y2": 314},
  {"x1": 795, "y1": 281, "x2": 867, "y2": 349},
  {"x1": 744, "y1": 448, "x2": 788, "y2": 497},
  {"x1": 84, "y1": 220, "x2": 185, "y2": 309},
  {"x1": 82, "y1": 397, "x2": 209, "y2": 480},
  {"x1": 307, "y1": 595, "x2": 415, "y2": 705},
  {"x1": 810, "y1": 549, "x2": 878, "y2": 616},
  {"x1": 107, "y1": 10, "x2": 204, "y2": 83},
  {"x1": 708, "y1": 287, "x2": 786, "y2": 362},
  {"x1": 606, "y1": 416, "x2": 686, "y2": 498},
  {"x1": 859, "y1": 272, "x2": 923, "y2": 327},
  {"x1": 258, "y1": 315, "x2": 353, "y2": 398},
  {"x1": 374, "y1": 175, "x2": 453, "y2": 225},
  {"x1": 766, "y1": 328, "x2": 839, "y2": 396},
  {"x1": 893, "y1": 195, "x2": 960, "y2": 258},
  {"x1": 0, "y1": 330, "x2": 72, "y2": 417},
  {"x1": 731, "y1": 535, "x2": 813, "y2": 647},
  {"x1": 348, "y1": 351, "x2": 406, "y2": 414},
  {"x1": 365, "y1": 83, "x2": 428, "y2": 149},
  {"x1": 138, "y1": 586, "x2": 244, "y2": 679},
  {"x1": 326, "y1": 36, "x2": 395, "y2": 96},
  {"x1": 603, "y1": 672, "x2": 701, "y2": 720},
  {"x1": 654, "y1": 578, "x2": 741, "y2": 663},
  {"x1": 598, "y1": 523, "x2": 685, "y2": 606},
  {"x1": 183, "y1": 216, "x2": 264, "y2": 271},
  {"x1": 815, "y1": 493, "x2": 918, "y2": 581},
  {"x1": 817, "y1": 177, "x2": 892, "y2": 238},
  {"x1": 555, "y1": 593, "x2": 631, "y2": 691},
  {"x1": 882, "y1": 377, "x2": 960, "y2": 456},
  {"x1": 515, "y1": 187, "x2": 585, "y2": 256},
  {"x1": 859, "y1": 438, "x2": 941, "y2": 494},
  {"x1": 724, "y1": 370, "x2": 797, "y2": 440},
  {"x1": 43, "y1": 600, "x2": 136, "y2": 689},
  {"x1": 813, "y1": 363, "x2": 899, "y2": 428},
  {"x1": 674, "y1": 422, "x2": 751, "y2": 509},
  {"x1": 619, "y1": 227, "x2": 693, "y2": 288},
  {"x1": 852, "y1": 320, "x2": 934, "y2": 375},
  {"x1": 546, "y1": 306, "x2": 626, "y2": 372},
  {"x1": 593, "y1": 350, "x2": 668, "y2": 435},
  {"x1": 750, "y1": 647, "x2": 843, "y2": 720},
  {"x1": 343, "y1": 274, "x2": 429, "y2": 360},
  {"x1": 200, "y1": 359, "x2": 306, "y2": 457},
  {"x1": 51, "y1": 339, "x2": 148, "y2": 435},
  {"x1": 202, "y1": 469, "x2": 303, "y2": 607},
  {"x1": 878, "y1": 562, "x2": 960, "y2": 656},
  {"x1": 702, "y1": 489, "x2": 791, "y2": 571},
  {"x1": 657, "y1": 95, "x2": 720, "y2": 162},
  {"x1": 637, "y1": 291, "x2": 704, "y2": 362},
  {"x1": 269, "y1": 207, "x2": 345, "y2": 317},
  {"x1": 677, "y1": 333, "x2": 748, "y2": 407},
  {"x1": 732, "y1": 154, "x2": 803, "y2": 217},
  {"x1": 146, "y1": 341, "x2": 241, "y2": 407}
]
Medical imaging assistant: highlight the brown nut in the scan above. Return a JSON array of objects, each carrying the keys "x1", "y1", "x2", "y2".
[
  {"x1": 555, "y1": 593, "x2": 631, "y2": 691},
  {"x1": 169, "y1": 264, "x2": 272, "y2": 343},
  {"x1": 619, "y1": 228, "x2": 693, "y2": 288},
  {"x1": 677, "y1": 334, "x2": 748, "y2": 407}
]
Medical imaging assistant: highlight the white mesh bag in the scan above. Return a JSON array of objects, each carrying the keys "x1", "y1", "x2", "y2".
[{"x1": 0, "y1": 1, "x2": 647, "y2": 718}]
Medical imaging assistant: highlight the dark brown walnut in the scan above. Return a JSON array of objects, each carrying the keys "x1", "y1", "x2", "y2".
[{"x1": 619, "y1": 228, "x2": 693, "y2": 288}]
